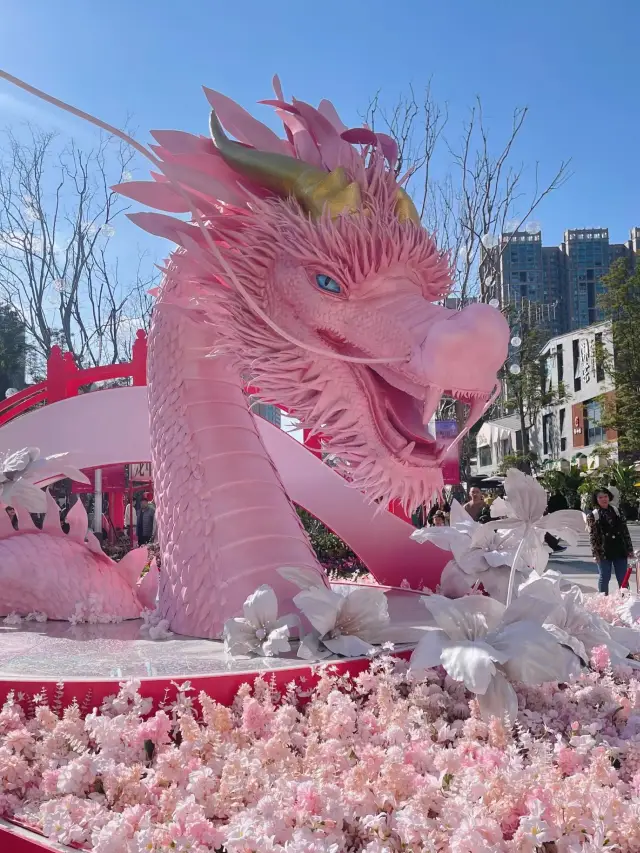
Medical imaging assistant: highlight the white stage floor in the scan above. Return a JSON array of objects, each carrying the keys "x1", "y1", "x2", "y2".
[
  {"x1": 0, "y1": 590, "x2": 429, "y2": 680},
  {"x1": 0, "y1": 620, "x2": 319, "y2": 680}
]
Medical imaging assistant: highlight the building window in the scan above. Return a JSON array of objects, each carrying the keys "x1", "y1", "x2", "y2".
[
  {"x1": 595, "y1": 332, "x2": 605, "y2": 382},
  {"x1": 584, "y1": 400, "x2": 605, "y2": 447},
  {"x1": 572, "y1": 339, "x2": 581, "y2": 392},
  {"x1": 542, "y1": 413, "x2": 553, "y2": 456},
  {"x1": 478, "y1": 445, "x2": 492, "y2": 468},
  {"x1": 557, "y1": 345, "x2": 564, "y2": 383}
]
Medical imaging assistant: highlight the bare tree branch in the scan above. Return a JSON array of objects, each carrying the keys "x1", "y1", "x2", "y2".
[{"x1": 0, "y1": 124, "x2": 158, "y2": 375}]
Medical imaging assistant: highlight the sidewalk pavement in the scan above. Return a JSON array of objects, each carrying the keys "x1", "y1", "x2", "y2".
[{"x1": 548, "y1": 523, "x2": 640, "y2": 594}]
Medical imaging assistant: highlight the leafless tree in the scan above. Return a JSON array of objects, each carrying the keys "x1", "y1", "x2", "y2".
[
  {"x1": 364, "y1": 88, "x2": 571, "y2": 306},
  {"x1": 0, "y1": 125, "x2": 157, "y2": 374}
]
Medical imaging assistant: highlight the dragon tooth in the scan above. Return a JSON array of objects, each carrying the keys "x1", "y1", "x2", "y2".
[
  {"x1": 399, "y1": 441, "x2": 416, "y2": 461},
  {"x1": 422, "y1": 385, "x2": 443, "y2": 427}
]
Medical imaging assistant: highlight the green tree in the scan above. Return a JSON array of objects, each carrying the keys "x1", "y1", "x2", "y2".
[
  {"x1": 539, "y1": 465, "x2": 584, "y2": 510},
  {"x1": 501, "y1": 301, "x2": 560, "y2": 471},
  {"x1": 0, "y1": 304, "x2": 27, "y2": 399},
  {"x1": 598, "y1": 259, "x2": 640, "y2": 454},
  {"x1": 295, "y1": 506, "x2": 366, "y2": 576}
]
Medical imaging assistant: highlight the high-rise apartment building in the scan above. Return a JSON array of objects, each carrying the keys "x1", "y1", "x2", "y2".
[
  {"x1": 253, "y1": 402, "x2": 282, "y2": 428},
  {"x1": 493, "y1": 226, "x2": 639, "y2": 335},
  {"x1": 495, "y1": 229, "x2": 563, "y2": 336}
]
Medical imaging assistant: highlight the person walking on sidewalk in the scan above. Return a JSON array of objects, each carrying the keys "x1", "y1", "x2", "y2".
[
  {"x1": 544, "y1": 491, "x2": 568, "y2": 553},
  {"x1": 586, "y1": 488, "x2": 633, "y2": 595}
]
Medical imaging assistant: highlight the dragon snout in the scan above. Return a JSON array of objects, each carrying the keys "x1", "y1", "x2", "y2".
[{"x1": 419, "y1": 302, "x2": 510, "y2": 393}]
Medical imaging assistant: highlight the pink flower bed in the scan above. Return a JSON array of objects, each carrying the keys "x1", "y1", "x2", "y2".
[{"x1": 1, "y1": 654, "x2": 640, "y2": 853}]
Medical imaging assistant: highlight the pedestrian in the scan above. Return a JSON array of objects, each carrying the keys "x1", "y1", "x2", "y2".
[
  {"x1": 136, "y1": 494, "x2": 156, "y2": 546},
  {"x1": 586, "y1": 488, "x2": 633, "y2": 595},
  {"x1": 432, "y1": 510, "x2": 447, "y2": 527},
  {"x1": 464, "y1": 486, "x2": 491, "y2": 523},
  {"x1": 544, "y1": 491, "x2": 568, "y2": 553},
  {"x1": 427, "y1": 496, "x2": 450, "y2": 525}
]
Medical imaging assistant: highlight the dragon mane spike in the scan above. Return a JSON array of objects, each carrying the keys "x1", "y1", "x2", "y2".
[{"x1": 210, "y1": 109, "x2": 361, "y2": 218}]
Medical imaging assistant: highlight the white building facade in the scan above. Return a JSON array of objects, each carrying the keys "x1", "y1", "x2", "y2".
[
  {"x1": 473, "y1": 321, "x2": 617, "y2": 476},
  {"x1": 536, "y1": 321, "x2": 616, "y2": 468},
  {"x1": 474, "y1": 416, "x2": 522, "y2": 478}
]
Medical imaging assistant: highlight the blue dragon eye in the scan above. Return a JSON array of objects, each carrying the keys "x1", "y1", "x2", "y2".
[{"x1": 315, "y1": 273, "x2": 342, "y2": 294}]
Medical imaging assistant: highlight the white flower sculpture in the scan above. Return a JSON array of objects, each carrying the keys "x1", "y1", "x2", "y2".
[
  {"x1": 618, "y1": 594, "x2": 640, "y2": 628},
  {"x1": 412, "y1": 500, "x2": 523, "y2": 602},
  {"x1": 410, "y1": 593, "x2": 582, "y2": 721},
  {"x1": 520, "y1": 571, "x2": 640, "y2": 669},
  {"x1": 278, "y1": 567, "x2": 391, "y2": 659},
  {"x1": 474, "y1": 469, "x2": 586, "y2": 605},
  {"x1": 0, "y1": 447, "x2": 89, "y2": 512},
  {"x1": 222, "y1": 585, "x2": 297, "y2": 658}
]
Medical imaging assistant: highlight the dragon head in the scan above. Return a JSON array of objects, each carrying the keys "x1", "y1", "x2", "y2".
[{"x1": 124, "y1": 79, "x2": 509, "y2": 512}]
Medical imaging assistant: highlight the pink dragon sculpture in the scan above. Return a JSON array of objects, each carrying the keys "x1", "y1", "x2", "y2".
[
  {"x1": 0, "y1": 450, "x2": 158, "y2": 620},
  {"x1": 0, "y1": 74, "x2": 509, "y2": 639}
]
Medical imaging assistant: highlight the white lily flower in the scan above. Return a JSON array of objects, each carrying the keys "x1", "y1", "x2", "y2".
[
  {"x1": 472, "y1": 469, "x2": 586, "y2": 606},
  {"x1": 413, "y1": 499, "x2": 526, "y2": 601},
  {"x1": 223, "y1": 585, "x2": 297, "y2": 658},
  {"x1": 410, "y1": 593, "x2": 582, "y2": 721},
  {"x1": 481, "y1": 469, "x2": 585, "y2": 545},
  {"x1": 293, "y1": 584, "x2": 390, "y2": 659},
  {"x1": 520, "y1": 572, "x2": 640, "y2": 669},
  {"x1": 278, "y1": 565, "x2": 392, "y2": 659},
  {"x1": 617, "y1": 594, "x2": 640, "y2": 627},
  {"x1": 0, "y1": 447, "x2": 90, "y2": 512}
]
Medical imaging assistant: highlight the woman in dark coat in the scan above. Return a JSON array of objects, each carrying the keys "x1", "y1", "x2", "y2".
[{"x1": 586, "y1": 488, "x2": 633, "y2": 595}]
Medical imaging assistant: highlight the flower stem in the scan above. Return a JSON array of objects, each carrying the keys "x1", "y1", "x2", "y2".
[{"x1": 505, "y1": 523, "x2": 530, "y2": 607}]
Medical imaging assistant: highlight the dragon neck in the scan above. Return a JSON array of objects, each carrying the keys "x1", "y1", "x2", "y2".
[{"x1": 147, "y1": 294, "x2": 326, "y2": 640}]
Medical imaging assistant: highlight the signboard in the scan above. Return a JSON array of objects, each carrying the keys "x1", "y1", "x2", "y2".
[
  {"x1": 435, "y1": 419, "x2": 461, "y2": 485},
  {"x1": 129, "y1": 462, "x2": 152, "y2": 482}
]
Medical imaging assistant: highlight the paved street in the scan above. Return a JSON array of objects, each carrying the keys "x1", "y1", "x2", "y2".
[{"x1": 548, "y1": 523, "x2": 640, "y2": 594}]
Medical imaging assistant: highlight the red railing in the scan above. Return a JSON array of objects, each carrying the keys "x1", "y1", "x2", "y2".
[{"x1": 0, "y1": 330, "x2": 148, "y2": 427}]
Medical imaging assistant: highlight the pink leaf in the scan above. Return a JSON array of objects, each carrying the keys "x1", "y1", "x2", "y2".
[
  {"x1": 318, "y1": 99, "x2": 348, "y2": 133},
  {"x1": 341, "y1": 127, "x2": 378, "y2": 146},
  {"x1": 376, "y1": 133, "x2": 399, "y2": 169},
  {"x1": 292, "y1": 99, "x2": 354, "y2": 171},
  {"x1": 159, "y1": 160, "x2": 249, "y2": 209},
  {"x1": 203, "y1": 87, "x2": 288, "y2": 154},
  {"x1": 258, "y1": 99, "x2": 301, "y2": 115},
  {"x1": 277, "y1": 112, "x2": 323, "y2": 167},
  {"x1": 66, "y1": 499, "x2": 88, "y2": 543},
  {"x1": 14, "y1": 505, "x2": 36, "y2": 532},
  {"x1": 42, "y1": 490, "x2": 65, "y2": 537},
  {"x1": 113, "y1": 181, "x2": 190, "y2": 213},
  {"x1": 150, "y1": 129, "x2": 214, "y2": 156},
  {"x1": 126, "y1": 212, "x2": 183, "y2": 242},
  {"x1": 272, "y1": 74, "x2": 284, "y2": 101},
  {"x1": 117, "y1": 546, "x2": 148, "y2": 587}
]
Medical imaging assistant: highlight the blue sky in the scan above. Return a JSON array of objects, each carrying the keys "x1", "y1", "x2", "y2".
[{"x1": 1, "y1": 0, "x2": 639, "y2": 253}]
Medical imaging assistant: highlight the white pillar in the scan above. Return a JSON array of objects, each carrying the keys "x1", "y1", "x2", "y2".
[{"x1": 93, "y1": 468, "x2": 102, "y2": 534}]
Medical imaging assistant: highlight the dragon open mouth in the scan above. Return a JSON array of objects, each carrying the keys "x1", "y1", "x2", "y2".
[
  {"x1": 315, "y1": 329, "x2": 496, "y2": 466},
  {"x1": 362, "y1": 368, "x2": 492, "y2": 465}
]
